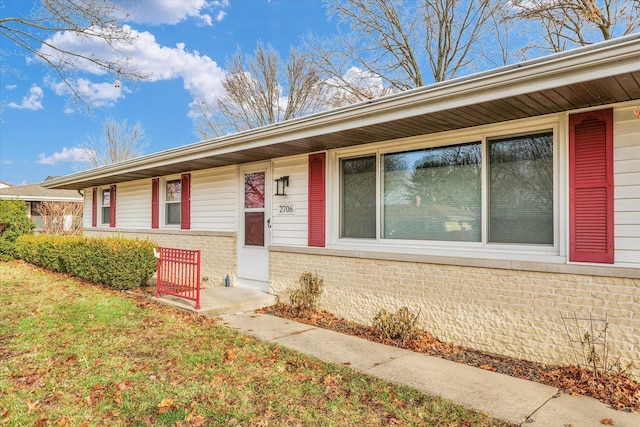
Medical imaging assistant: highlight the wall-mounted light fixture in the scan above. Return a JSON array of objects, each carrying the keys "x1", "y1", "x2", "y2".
[{"x1": 274, "y1": 176, "x2": 289, "y2": 196}]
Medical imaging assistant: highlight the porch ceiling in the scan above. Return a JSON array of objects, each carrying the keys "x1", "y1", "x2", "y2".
[{"x1": 49, "y1": 70, "x2": 640, "y2": 190}]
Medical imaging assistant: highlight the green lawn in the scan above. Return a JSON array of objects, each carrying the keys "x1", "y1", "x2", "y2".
[{"x1": 0, "y1": 261, "x2": 512, "y2": 426}]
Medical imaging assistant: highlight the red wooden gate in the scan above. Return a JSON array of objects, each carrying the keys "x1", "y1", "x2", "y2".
[{"x1": 156, "y1": 247, "x2": 201, "y2": 309}]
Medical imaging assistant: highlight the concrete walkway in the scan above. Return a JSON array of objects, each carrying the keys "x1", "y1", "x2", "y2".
[{"x1": 220, "y1": 312, "x2": 640, "y2": 427}]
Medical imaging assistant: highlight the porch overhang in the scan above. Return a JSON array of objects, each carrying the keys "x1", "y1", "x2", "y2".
[{"x1": 44, "y1": 34, "x2": 640, "y2": 190}]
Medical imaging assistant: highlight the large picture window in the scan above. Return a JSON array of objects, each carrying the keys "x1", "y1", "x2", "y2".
[
  {"x1": 383, "y1": 142, "x2": 481, "y2": 242},
  {"x1": 489, "y1": 132, "x2": 553, "y2": 245},
  {"x1": 338, "y1": 130, "x2": 554, "y2": 247},
  {"x1": 341, "y1": 156, "x2": 376, "y2": 238},
  {"x1": 165, "y1": 179, "x2": 181, "y2": 225}
]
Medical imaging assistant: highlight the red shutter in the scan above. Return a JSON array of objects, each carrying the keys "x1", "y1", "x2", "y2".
[
  {"x1": 92, "y1": 187, "x2": 97, "y2": 228},
  {"x1": 109, "y1": 184, "x2": 117, "y2": 228},
  {"x1": 151, "y1": 178, "x2": 159, "y2": 229},
  {"x1": 569, "y1": 109, "x2": 614, "y2": 263},
  {"x1": 180, "y1": 173, "x2": 191, "y2": 230},
  {"x1": 308, "y1": 153, "x2": 326, "y2": 247}
]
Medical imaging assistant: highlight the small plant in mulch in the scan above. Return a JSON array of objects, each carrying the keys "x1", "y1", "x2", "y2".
[
  {"x1": 289, "y1": 271, "x2": 324, "y2": 312},
  {"x1": 561, "y1": 312, "x2": 631, "y2": 380},
  {"x1": 373, "y1": 306, "x2": 420, "y2": 343}
]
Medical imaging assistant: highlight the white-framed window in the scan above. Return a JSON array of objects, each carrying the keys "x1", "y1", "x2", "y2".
[
  {"x1": 30, "y1": 201, "x2": 47, "y2": 230},
  {"x1": 382, "y1": 141, "x2": 482, "y2": 242},
  {"x1": 165, "y1": 179, "x2": 181, "y2": 225},
  {"x1": 336, "y1": 126, "x2": 556, "y2": 249},
  {"x1": 101, "y1": 188, "x2": 111, "y2": 225},
  {"x1": 341, "y1": 155, "x2": 376, "y2": 238},
  {"x1": 488, "y1": 132, "x2": 553, "y2": 245}
]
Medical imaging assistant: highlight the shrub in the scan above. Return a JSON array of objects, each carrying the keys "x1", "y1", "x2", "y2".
[
  {"x1": 373, "y1": 306, "x2": 419, "y2": 341},
  {"x1": 0, "y1": 200, "x2": 35, "y2": 261},
  {"x1": 16, "y1": 235, "x2": 157, "y2": 290},
  {"x1": 289, "y1": 271, "x2": 324, "y2": 311},
  {"x1": 0, "y1": 240, "x2": 18, "y2": 262}
]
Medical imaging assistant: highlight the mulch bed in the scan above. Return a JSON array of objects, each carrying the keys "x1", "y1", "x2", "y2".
[{"x1": 258, "y1": 303, "x2": 640, "y2": 413}]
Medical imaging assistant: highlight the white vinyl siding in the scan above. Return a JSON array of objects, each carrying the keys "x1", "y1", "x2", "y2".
[
  {"x1": 190, "y1": 166, "x2": 236, "y2": 232},
  {"x1": 271, "y1": 156, "x2": 309, "y2": 246},
  {"x1": 83, "y1": 189, "x2": 93, "y2": 228},
  {"x1": 113, "y1": 180, "x2": 151, "y2": 229},
  {"x1": 614, "y1": 105, "x2": 640, "y2": 267}
]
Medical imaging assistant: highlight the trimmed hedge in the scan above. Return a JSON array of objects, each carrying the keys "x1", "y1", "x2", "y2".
[
  {"x1": 16, "y1": 235, "x2": 157, "y2": 290},
  {"x1": 0, "y1": 200, "x2": 35, "y2": 261}
]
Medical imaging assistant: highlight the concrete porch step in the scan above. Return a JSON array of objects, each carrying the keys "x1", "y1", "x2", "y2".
[{"x1": 152, "y1": 286, "x2": 278, "y2": 317}]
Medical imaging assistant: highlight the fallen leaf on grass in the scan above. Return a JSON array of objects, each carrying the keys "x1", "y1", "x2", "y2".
[
  {"x1": 223, "y1": 349, "x2": 236, "y2": 363},
  {"x1": 157, "y1": 398, "x2": 176, "y2": 414},
  {"x1": 601, "y1": 418, "x2": 615, "y2": 425},
  {"x1": 480, "y1": 364, "x2": 496, "y2": 372},
  {"x1": 186, "y1": 412, "x2": 206, "y2": 427},
  {"x1": 26, "y1": 400, "x2": 39, "y2": 413},
  {"x1": 116, "y1": 380, "x2": 131, "y2": 391}
]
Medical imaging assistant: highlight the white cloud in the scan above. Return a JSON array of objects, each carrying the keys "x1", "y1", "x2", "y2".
[
  {"x1": 39, "y1": 27, "x2": 226, "y2": 112},
  {"x1": 5, "y1": 84, "x2": 17, "y2": 91},
  {"x1": 321, "y1": 67, "x2": 394, "y2": 107},
  {"x1": 7, "y1": 85, "x2": 44, "y2": 110},
  {"x1": 36, "y1": 147, "x2": 94, "y2": 165},
  {"x1": 342, "y1": 67, "x2": 387, "y2": 91},
  {"x1": 123, "y1": 0, "x2": 229, "y2": 26},
  {"x1": 214, "y1": 10, "x2": 226, "y2": 22},
  {"x1": 46, "y1": 77, "x2": 127, "y2": 108}
]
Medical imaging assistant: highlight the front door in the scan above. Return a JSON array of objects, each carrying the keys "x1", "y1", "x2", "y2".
[{"x1": 237, "y1": 163, "x2": 270, "y2": 291}]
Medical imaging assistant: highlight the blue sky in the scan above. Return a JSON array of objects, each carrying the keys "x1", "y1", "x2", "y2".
[{"x1": 0, "y1": 0, "x2": 335, "y2": 185}]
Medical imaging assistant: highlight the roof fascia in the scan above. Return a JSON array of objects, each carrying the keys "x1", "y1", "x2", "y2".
[{"x1": 0, "y1": 196, "x2": 83, "y2": 202}]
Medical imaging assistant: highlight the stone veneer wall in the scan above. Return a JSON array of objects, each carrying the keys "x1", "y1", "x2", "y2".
[
  {"x1": 269, "y1": 250, "x2": 640, "y2": 377},
  {"x1": 84, "y1": 229, "x2": 237, "y2": 288}
]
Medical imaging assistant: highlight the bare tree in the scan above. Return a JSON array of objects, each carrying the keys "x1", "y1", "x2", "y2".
[
  {"x1": 81, "y1": 118, "x2": 147, "y2": 167},
  {"x1": 305, "y1": 0, "x2": 506, "y2": 104},
  {"x1": 0, "y1": 0, "x2": 147, "y2": 105},
  {"x1": 305, "y1": 0, "x2": 423, "y2": 99},
  {"x1": 423, "y1": 0, "x2": 505, "y2": 82},
  {"x1": 194, "y1": 42, "x2": 325, "y2": 139},
  {"x1": 511, "y1": 0, "x2": 640, "y2": 54},
  {"x1": 34, "y1": 200, "x2": 83, "y2": 235}
]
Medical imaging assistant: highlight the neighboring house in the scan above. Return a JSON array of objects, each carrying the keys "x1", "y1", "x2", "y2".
[
  {"x1": 44, "y1": 35, "x2": 640, "y2": 375},
  {"x1": 0, "y1": 180, "x2": 84, "y2": 232}
]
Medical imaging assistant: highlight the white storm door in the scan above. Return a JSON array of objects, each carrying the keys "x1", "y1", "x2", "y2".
[{"x1": 237, "y1": 164, "x2": 270, "y2": 291}]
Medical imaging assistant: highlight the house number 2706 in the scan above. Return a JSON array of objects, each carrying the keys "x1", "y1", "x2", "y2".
[{"x1": 278, "y1": 204, "x2": 295, "y2": 215}]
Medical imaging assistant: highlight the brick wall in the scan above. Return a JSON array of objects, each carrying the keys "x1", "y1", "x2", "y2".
[
  {"x1": 84, "y1": 229, "x2": 237, "y2": 288},
  {"x1": 270, "y1": 251, "x2": 640, "y2": 377}
]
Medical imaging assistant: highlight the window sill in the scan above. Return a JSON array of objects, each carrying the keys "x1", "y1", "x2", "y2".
[{"x1": 268, "y1": 245, "x2": 640, "y2": 279}]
